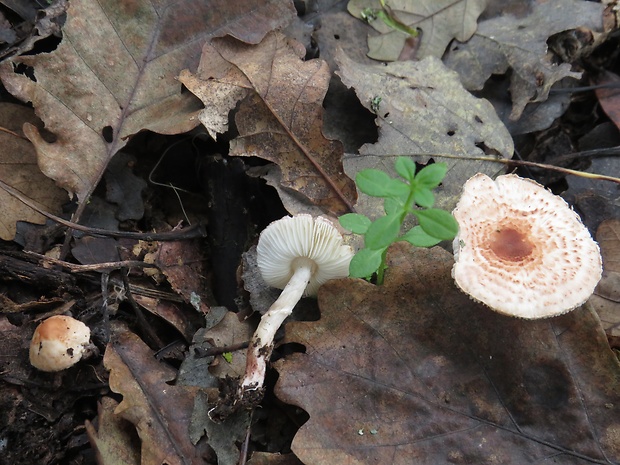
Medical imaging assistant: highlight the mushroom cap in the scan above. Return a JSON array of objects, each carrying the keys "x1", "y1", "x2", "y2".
[
  {"x1": 452, "y1": 173, "x2": 602, "y2": 319},
  {"x1": 29, "y1": 315, "x2": 92, "y2": 372},
  {"x1": 257, "y1": 214, "x2": 354, "y2": 297}
]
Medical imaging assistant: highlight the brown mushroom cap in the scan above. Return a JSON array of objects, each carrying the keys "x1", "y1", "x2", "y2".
[
  {"x1": 29, "y1": 315, "x2": 92, "y2": 372},
  {"x1": 452, "y1": 173, "x2": 602, "y2": 319},
  {"x1": 257, "y1": 214, "x2": 354, "y2": 297}
]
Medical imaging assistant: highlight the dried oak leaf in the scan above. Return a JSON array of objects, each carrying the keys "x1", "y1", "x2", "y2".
[
  {"x1": 85, "y1": 397, "x2": 140, "y2": 465},
  {"x1": 595, "y1": 71, "x2": 620, "y2": 134},
  {"x1": 104, "y1": 330, "x2": 205, "y2": 465},
  {"x1": 155, "y1": 238, "x2": 210, "y2": 315},
  {"x1": 0, "y1": 103, "x2": 66, "y2": 240},
  {"x1": 0, "y1": 0, "x2": 296, "y2": 221},
  {"x1": 348, "y1": 0, "x2": 488, "y2": 61},
  {"x1": 275, "y1": 242, "x2": 620, "y2": 465},
  {"x1": 336, "y1": 51, "x2": 513, "y2": 217},
  {"x1": 443, "y1": 0, "x2": 606, "y2": 120},
  {"x1": 179, "y1": 31, "x2": 356, "y2": 216},
  {"x1": 591, "y1": 218, "x2": 620, "y2": 338}
]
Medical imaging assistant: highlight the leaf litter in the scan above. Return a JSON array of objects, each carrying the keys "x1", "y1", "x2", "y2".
[{"x1": 0, "y1": 1, "x2": 619, "y2": 464}]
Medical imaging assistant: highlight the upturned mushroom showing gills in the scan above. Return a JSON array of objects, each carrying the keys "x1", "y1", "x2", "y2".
[
  {"x1": 240, "y1": 214, "x2": 354, "y2": 394},
  {"x1": 452, "y1": 173, "x2": 602, "y2": 319}
]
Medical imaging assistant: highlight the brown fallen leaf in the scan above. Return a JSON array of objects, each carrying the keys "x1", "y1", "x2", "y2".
[
  {"x1": 247, "y1": 452, "x2": 305, "y2": 465},
  {"x1": 348, "y1": 0, "x2": 488, "y2": 61},
  {"x1": 0, "y1": 102, "x2": 66, "y2": 240},
  {"x1": 85, "y1": 396, "x2": 140, "y2": 465},
  {"x1": 180, "y1": 31, "x2": 357, "y2": 216},
  {"x1": 104, "y1": 330, "x2": 205, "y2": 465},
  {"x1": 591, "y1": 218, "x2": 620, "y2": 338},
  {"x1": 336, "y1": 51, "x2": 513, "y2": 218},
  {"x1": 443, "y1": 0, "x2": 606, "y2": 120},
  {"x1": 0, "y1": 0, "x2": 296, "y2": 222},
  {"x1": 155, "y1": 238, "x2": 211, "y2": 315},
  {"x1": 595, "y1": 71, "x2": 620, "y2": 133},
  {"x1": 275, "y1": 242, "x2": 620, "y2": 465}
]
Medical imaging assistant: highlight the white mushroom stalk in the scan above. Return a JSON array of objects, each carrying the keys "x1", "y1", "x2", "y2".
[
  {"x1": 452, "y1": 173, "x2": 602, "y2": 319},
  {"x1": 240, "y1": 214, "x2": 354, "y2": 392}
]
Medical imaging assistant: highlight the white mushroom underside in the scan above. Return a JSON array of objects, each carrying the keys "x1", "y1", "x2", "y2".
[
  {"x1": 452, "y1": 173, "x2": 602, "y2": 319},
  {"x1": 257, "y1": 214, "x2": 353, "y2": 296}
]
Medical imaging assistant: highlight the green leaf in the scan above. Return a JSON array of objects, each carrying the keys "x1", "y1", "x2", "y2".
[
  {"x1": 356, "y1": 169, "x2": 408, "y2": 198},
  {"x1": 394, "y1": 157, "x2": 416, "y2": 182},
  {"x1": 365, "y1": 214, "x2": 401, "y2": 249},
  {"x1": 413, "y1": 209, "x2": 459, "y2": 240},
  {"x1": 384, "y1": 192, "x2": 408, "y2": 215},
  {"x1": 222, "y1": 352, "x2": 233, "y2": 363},
  {"x1": 339, "y1": 213, "x2": 371, "y2": 234},
  {"x1": 401, "y1": 226, "x2": 442, "y2": 247},
  {"x1": 349, "y1": 247, "x2": 385, "y2": 278},
  {"x1": 415, "y1": 163, "x2": 447, "y2": 189},
  {"x1": 413, "y1": 187, "x2": 434, "y2": 208}
]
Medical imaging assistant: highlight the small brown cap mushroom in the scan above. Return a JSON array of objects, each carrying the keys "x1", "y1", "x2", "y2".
[
  {"x1": 452, "y1": 173, "x2": 602, "y2": 319},
  {"x1": 257, "y1": 214, "x2": 354, "y2": 297},
  {"x1": 29, "y1": 315, "x2": 92, "y2": 372}
]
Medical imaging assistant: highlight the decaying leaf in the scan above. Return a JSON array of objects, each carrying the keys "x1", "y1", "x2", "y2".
[
  {"x1": 155, "y1": 238, "x2": 211, "y2": 315},
  {"x1": 85, "y1": 397, "x2": 140, "y2": 465},
  {"x1": 104, "y1": 330, "x2": 204, "y2": 465},
  {"x1": 180, "y1": 31, "x2": 357, "y2": 216},
  {"x1": 275, "y1": 243, "x2": 620, "y2": 465},
  {"x1": 443, "y1": 0, "x2": 605, "y2": 120},
  {"x1": 0, "y1": 0, "x2": 296, "y2": 221},
  {"x1": 595, "y1": 71, "x2": 620, "y2": 133},
  {"x1": 0, "y1": 103, "x2": 66, "y2": 240},
  {"x1": 592, "y1": 218, "x2": 620, "y2": 338},
  {"x1": 336, "y1": 50, "x2": 512, "y2": 218},
  {"x1": 348, "y1": 0, "x2": 488, "y2": 61}
]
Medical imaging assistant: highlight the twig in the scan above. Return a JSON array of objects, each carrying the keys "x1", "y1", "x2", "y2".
[
  {"x1": 0, "y1": 177, "x2": 206, "y2": 240},
  {"x1": 364, "y1": 153, "x2": 620, "y2": 184},
  {"x1": 25, "y1": 251, "x2": 158, "y2": 273},
  {"x1": 238, "y1": 410, "x2": 253, "y2": 465},
  {"x1": 193, "y1": 341, "x2": 250, "y2": 358},
  {"x1": 119, "y1": 268, "x2": 164, "y2": 348}
]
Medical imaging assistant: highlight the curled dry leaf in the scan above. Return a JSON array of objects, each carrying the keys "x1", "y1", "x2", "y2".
[
  {"x1": 0, "y1": 103, "x2": 66, "y2": 240},
  {"x1": 275, "y1": 243, "x2": 620, "y2": 465},
  {"x1": 0, "y1": 0, "x2": 296, "y2": 221},
  {"x1": 104, "y1": 330, "x2": 205, "y2": 465},
  {"x1": 444, "y1": 0, "x2": 606, "y2": 120},
  {"x1": 85, "y1": 397, "x2": 140, "y2": 465},
  {"x1": 180, "y1": 31, "x2": 357, "y2": 216}
]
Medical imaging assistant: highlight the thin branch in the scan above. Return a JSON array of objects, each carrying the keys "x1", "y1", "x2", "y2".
[{"x1": 0, "y1": 177, "x2": 206, "y2": 240}]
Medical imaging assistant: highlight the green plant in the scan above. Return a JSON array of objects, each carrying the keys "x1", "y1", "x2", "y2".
[
  {"x1": 360, "y1": 0, "x2": 419, "y2": 38},
  {"x1": 339, "y1": 157, "x2": 458, "y2": 284}
]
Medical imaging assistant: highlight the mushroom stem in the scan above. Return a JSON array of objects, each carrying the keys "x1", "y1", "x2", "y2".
[{"x1": 241, "y1": 260, "x2": 313, "y2": 390}]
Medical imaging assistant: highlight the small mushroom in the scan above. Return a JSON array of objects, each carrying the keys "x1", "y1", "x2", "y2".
[
  {"x1": 451, "y1": 173, "x2": 602, "y2": 319},
  {"x1": 30, "y1": 315, "x2": 94, "y2": 372},
  {"x1": 241, "y1": 214, "x2": 354, "y2": 391}
]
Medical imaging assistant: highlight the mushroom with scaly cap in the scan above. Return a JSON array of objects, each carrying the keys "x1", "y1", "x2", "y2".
[
  {"x1": 451, "y1": 173, "x2": 602, "y2": 319},
  {"x1": 240, "y1": 214, "x2": 354, "y2": 392},
  {"x1": 30, "y1": 315, "x2": 95, "y2": 372}
]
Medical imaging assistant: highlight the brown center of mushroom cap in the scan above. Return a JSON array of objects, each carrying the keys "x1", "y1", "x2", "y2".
[{"x1": 489, "y1": 227, "x2": 534, "y2": 262}]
